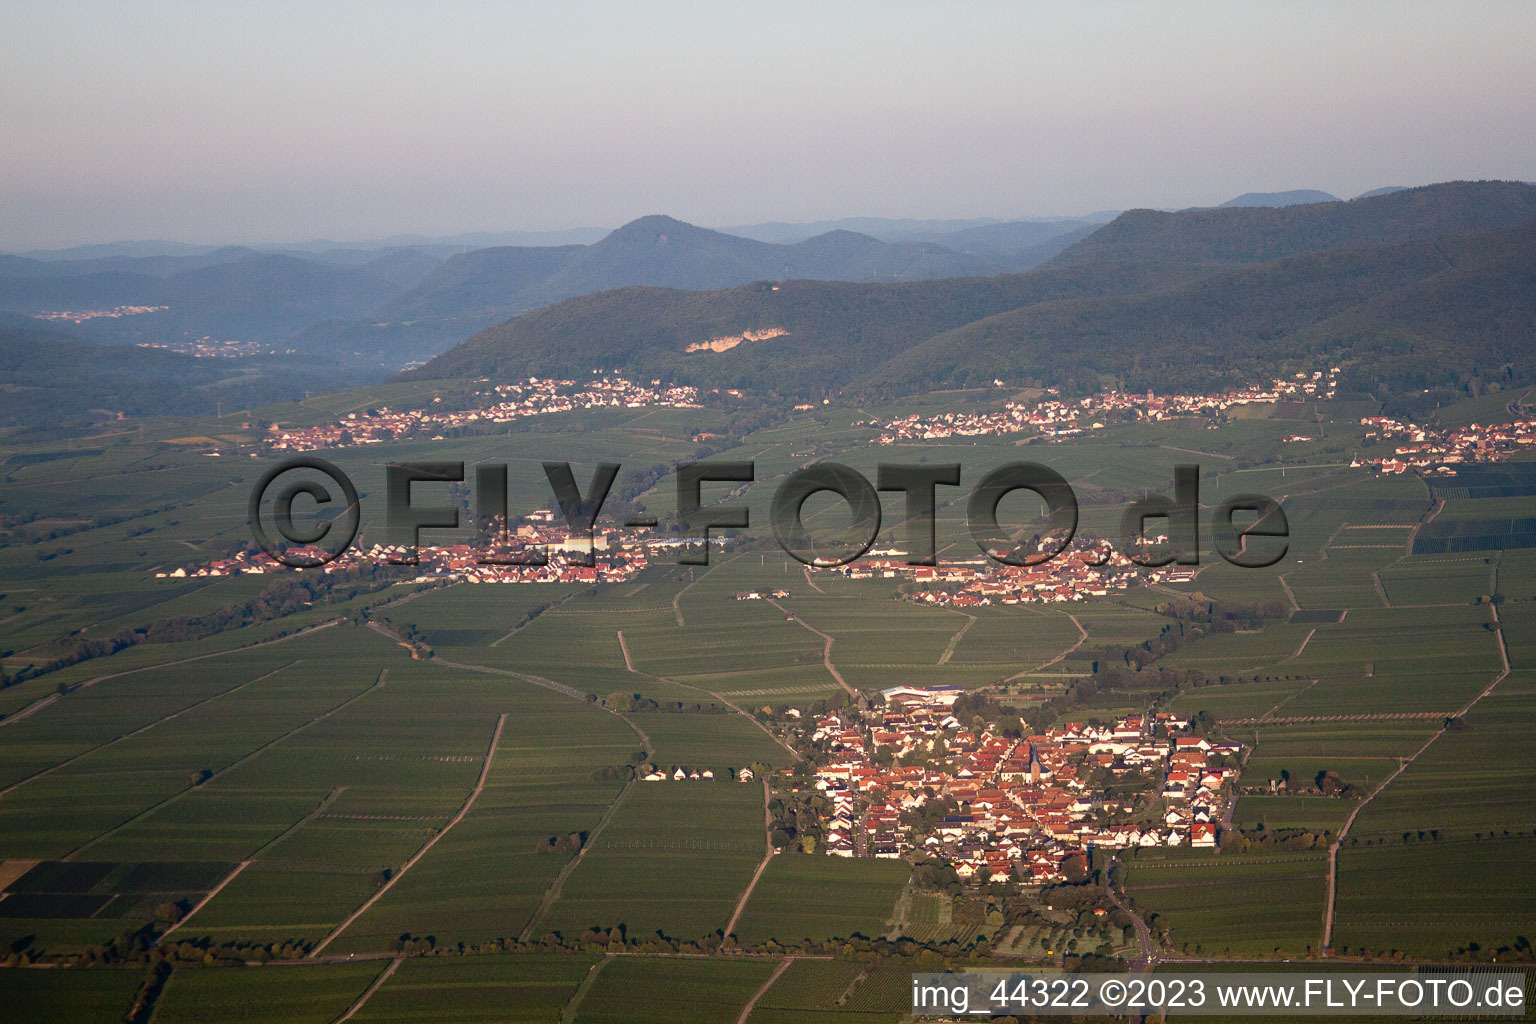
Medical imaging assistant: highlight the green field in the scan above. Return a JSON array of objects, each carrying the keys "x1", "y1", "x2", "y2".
[
  {"x1": 748, "y1": 958, "x2": 904, "y2": 1023},
  {"x1": 1124, "y1": 854, "x2": 1329, "y2": 957},
  {"x1": 0, "y1": 967, "x2": 144, "y2": 1024},
  {"x1": 571, "y1": 956, "x2": 778, "y2": 1024},
  {"x1": 1, "y1": 381, "x2": 1533, "y2": 1019},
  {"x1": 150, "y1": 962, "x2": 388, "y2": 1024},
  {"x1": 733, "y1": 855, "x2": 909, "y2": 945},
  {"x1": 537, "y1": 782, "x2": 764, "y2": 941},
  {"x1": 351, "y1": 954, "x2": 600, "y2": 1023}
]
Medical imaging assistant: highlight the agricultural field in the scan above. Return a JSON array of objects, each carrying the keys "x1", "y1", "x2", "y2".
[
  {"x1": 732, "y1": 855, "x2": 909, "y2": 945},
  {"x1": 1231, "y1": 795, "x2": 1355, "y2": 831},
  {"x1": 1242, "y1": 755, "x2": 1402, "y2": 793},
  {"x1": 1160, "y1": 621, "x2": 1316, "y2": 674},
  {"x1": 1377, "y1": 554, "x2": 1497, "y2": 606},
  {"x1": 1, "y1": 384, "x2": 1534, "y2": 1022},
  {"x1": 1123, "y1": 853, "x2": 1329, "y2": 957},
  {"x1": 946, "y1": 606, "x2": 1084, "y2": 671},
  {"x1": 150, "y1": 961, "x2": 388, "y2": 1024},
  {"x1": 350, "y1": 953, "x2": 601, "y2": 1024},
  {"x1": 536, "y1": 781, "x2": 764, "y2": 941},
  {"x1": 1240, "y1": 720, "x2": 1439, "y2": 759},
  {"x1": 888, "y1": 890, "x2": 989, "y2": 948},
  {"x1": 748, "y1": 957, "x2": 902, "y2": 1024},
  {"x1": 622, "y1": 712, "x2": 787, "y2": 770},
  {"x1": 1163, "y1": 679, "x2": 1313, "y2": 720},
  {"x1": 0, "y1": 966, "x2": 144, "y2": 1024},
  {"x1": 571, "y1": 955, "x2": 778, "y2": 1024},
  {"x1": 836, "y1": 962, "x2": 923, "y2": 1015},
  {"x1": 1333, "y1": 837, "x2": 1536, "y2": 958}
]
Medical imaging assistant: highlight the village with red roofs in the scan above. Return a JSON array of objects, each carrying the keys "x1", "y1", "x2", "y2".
[{"x1": 785, "y1": 686, "x2": 1240, "y2": 884}]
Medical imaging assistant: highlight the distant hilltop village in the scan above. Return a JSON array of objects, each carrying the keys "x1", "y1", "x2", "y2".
[
  {"x1": 1357, "y1": 416, "x2": 1536, "y2": 475},
  {"x1": 202, "y1": 367, "x2": 1534, "y2": 485},
  {"x1": 869, "y1": 370, "x2": 1340, "y2": 444},
  {"x1": 33, "y1": 304, "x2": 167, "y2": 323},
  {"x1": 267, "y1": 376, "x2": 704, "y2": 452}
]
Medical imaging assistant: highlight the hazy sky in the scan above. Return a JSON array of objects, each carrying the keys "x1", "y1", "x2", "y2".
[{"x1": 3, "y1": 0, "x2": 1534, "y2": 250}]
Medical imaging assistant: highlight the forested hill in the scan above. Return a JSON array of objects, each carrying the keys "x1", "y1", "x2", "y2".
[
  {"x1": 381, "y1": 215, "x2": 1028, "y2": 324},
  {"x1": 399, "y1": 259, "x2": 1203, "y2": 394},
  {"x1": 406, "y1": 181, "x2": 1536, "y2": 411},
  {"x1": 865, "y1": 220, "x2": 1536, "y2": 399},
  {"x1": 1045, "y1": 180, "x2": 1536, "y2": 267},
  {"x1": 0, "y1": 323, "x2": 344, "y2": 426}
]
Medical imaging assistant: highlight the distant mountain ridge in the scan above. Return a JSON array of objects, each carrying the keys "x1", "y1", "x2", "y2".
[
  {"x1": 407, "y1": 180, "x2": 1536, "y2": 413},
  {"x1": 868, "y1": 219, "x2": 1536, "y2": 394},
  {"x1": 1045, "y1": 181, "x2": 1536, "y2": 267},
  {"x1": 722, "y1": 214, "x2": 1113, "y2": 247},
  {"x1": 0, "y1": 214, "x2": 1083, "y2": 373},
  {"x1": 404, "y1": 258, "x2": 1202, "y2": 393},
  {"x1": 0, "y1": 251, "x2": 403, "y2": 348},
  {"x1": 1217, "y1": 189, "x2": 1340, "y2": 208},
  {"x1": 6, "y1": 180, "x2": 1533, "y2": 422},
  {"x1": 0, "y1": 322, "x2": 337, "y2": 426},
  {"x1": 384, "y1": 215, "x2": 1023, "y2": 322},
  {"x1": 313, "y1": 215, "x2": 1077, "y2": 367}
]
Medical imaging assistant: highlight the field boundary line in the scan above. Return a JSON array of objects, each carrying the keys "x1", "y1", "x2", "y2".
[
  {"x1": 1403, "y1": 496, "x2": 1444, "y2": 556},
  {"x1": 937, "y1": 612, "x2": 976, "y2": 665},
  {"x1": 489, "y1": 586, "x2": 574, "y2": 647},
  {"x1": 151, "y1": 783, "x2": 347, "y2": 944},
  {"x1": 1277, "y1": 575, "x2": 1300, "y2": 612},
  {"x1": 247, "y1": 785, "x2": 349, "y2": 859},
  {"x1": 157, "y1": 860, "x2": 253, "y2": 943},
  {"x1": 65, "y1": 669, "x2": 387, "y2": 862},
  {"x1": 659, "y1": 675, "x2": 803, "y2": 763},
  {"x1": 0, "y1": 618, "x2": 343, "y2": 729},
  {"x1": 561, "y1": 953, "x2": 615, "y2": 1024},
  {"x1": 1320, "y1": 602, "x2": 1511, "y2": 955},
  {"x1": 1005, "y1": 612, "x2": 1086, "y2": 682},
  {"x1": 311, "y1": 711, "x2": 508, "y2": 956},
  {"x1": 724, "y1": 777, "x2": 774, "y2": 938},
  {"x1": 1158, "y1": 444, "x2": 1234, "y2": 460},
  {"x1": 736, "y1": 955, "x2": 794, "y2": 1024},
  {"x1": 519, "y1": 779, "x2": 637, "y2": 943},
  {"x1": 672, "y1": 563, "x2": 714, "y2": 627},
  {"x1": 1222, "y1": 711, "x2": 1447, "y2": 725},
  {"x1": 0, "y1": 660, "x2": 299, "y2": 799},
  {"x1": 767, "y1": 598, "x2": 856, "y2": 698},
  {"x1": 1283, "y1": 629, "x2": 1317, "y2": 663},
  {"x1": 331, "y1": 957, "x2": 400, "y2": 1023},
  {"x1": 430, "y1": 658, "x2": 651, "y2": 751},
  {"x1": 1255, "y1": 677, "x2": 1320, "y2": 722}
]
